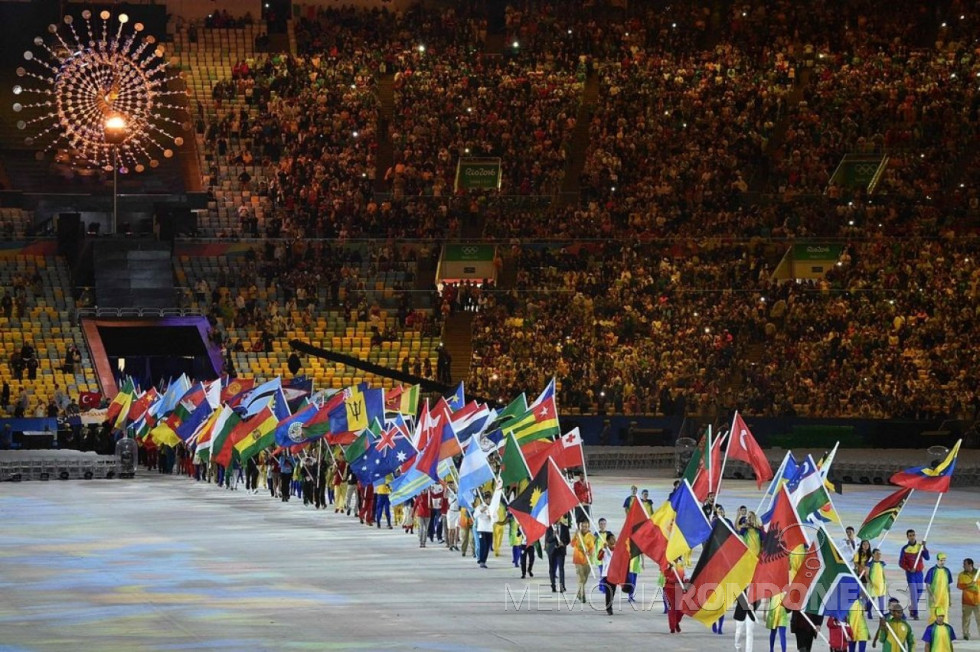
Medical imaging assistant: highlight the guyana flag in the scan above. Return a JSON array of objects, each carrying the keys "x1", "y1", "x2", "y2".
[
  {"x1": 681, "y1": 520, "x2": 758, "y2": 626},
  {"x1": 857, "y1": 487, "x2": 912, "y2": 541},
  {"x1": 504, "y1": 395, "x2": 560, "y2": 446},
  {"x1": 499, "y1": 431, "x2": 531, "y2": 487}
]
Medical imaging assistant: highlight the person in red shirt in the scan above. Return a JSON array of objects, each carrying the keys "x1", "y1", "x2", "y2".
[
  {"x1": 826, "y1": 616, "x2": 852, "y2": 652},
  {"x1": 414, "y1": 488, "x2": 432, "y2": 548},
  {"x1": 664, "y1": 559, "x2": 686, "y2": 633},
  {"x1": 573, "y1": 470, "x2": 592, "y2": 519}
]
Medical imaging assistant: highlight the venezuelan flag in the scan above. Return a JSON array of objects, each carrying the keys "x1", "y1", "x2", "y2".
[{"x1": 890, "y1": 439, "x2": 961, "y2": 493}]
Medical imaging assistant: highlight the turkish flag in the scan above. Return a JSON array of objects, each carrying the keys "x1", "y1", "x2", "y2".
[
  {"x1": 727, "y1": 412, "x2": 773, "y2": 488},
  {"x1": 79, "y1": 391, "x2": 102, "y2": 410}
]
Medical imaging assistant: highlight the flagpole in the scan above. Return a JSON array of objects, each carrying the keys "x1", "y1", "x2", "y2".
[
  {"x1": 316, "y1": 439, "x2": 323, "y2": 492},
  {"x1": 911, "y1": 491, "x2": 943, "y2": 572},
  {"x1": 713, "y1": 430, "x2": 731, "y2": 501},
  {"x1": 974, "y1": 522, "x2": 980, "y2": 583},
  {"x1": 798, "y1": 611, "x2": 831, "y2": 648},
  {"x1": 706, "y1": 425, "x2": 713, "y2": 495},
  {"x1": 756, "y1": 451, "x2": 789, "y2": 516},
  {"x1": 873, "y1": 489, "x2": 913, "y2": 551},
  {"x1": 823, "y1": 525, "x2": 910, "y2": 652},
  {"x1": 822, "y1": 487, "x2": 852, "y2": 544}
]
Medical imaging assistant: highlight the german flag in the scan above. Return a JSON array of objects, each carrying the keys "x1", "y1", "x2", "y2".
[{"x1": 681, "y1": 520, "x2": 758, "y2": 626}]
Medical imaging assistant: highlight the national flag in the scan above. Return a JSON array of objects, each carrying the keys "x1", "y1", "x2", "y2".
[
  {"x1": 499, "y1": 431, "x2": 531, "y2": 486},
  {"x1": 817, "y1": 444, "x2": 843, "y2": 495},
  {"x1": 857, "y1": 487, "x2": 913, "y2": 541},
  {"x1": 159, "y1": 374, "x2": 192, "y2": 415},
  {"x1": 889, "y1": 439, "x2": 961, "y2": 493},
  {"x1": 782, "y1": 528, "x2": 862, "y2": 620},
  {"x1": 665, "y1": 479, "x2": 713, "y2": 563},
  {"x1": 126, "y1": 388, "x2": 159, "y2": 424},
  {"x1": 329, "y1": 385, "x2": 384, "y2": 439},
  {"x1": 79, "y1": 391, "x2": 102, "y2": 411},
  {"x1": 385, "y1": 412, "x2": 412, "y2": 439},
  {"x1": 786, "y1": 456, "x2": 835, "y2": 526},
  {"x1": 272, "y1": 402, "x2": 319, "y2": 448},
  {"x1": 190, "y1": 407, "x2": 221, "y2": 454},
  {"x1": 451, "y1": 403, "x2": 493, "y2": 448},
  {"x1": 748, "y1": 485, "x2": 807, "y2": 602},
  {"x1": 199, "y1": 405, "x2": 238, "y2": 462},
  {"x1": 239, "y1": 377, "x2": 283, "y2": 417},
  {"x1": 491, "y1": 393, "x2": 527, "y2": 428},
  {"x1": 727, "y1": 412, "x2": 773, "y2": 489},
  {"x1": 105, "y1": 377, "x2": 136, "y2": 429},
  {"x1": 431, "y1": 398, "x2": 462, "y2": 461},
  {"x1": 175, "y1": 401, "x2": 214, "y2": 442},
  {"x1": 524, "y1": 428, "x2": 585, "y2": 476},
  {"x1": 446, "y1": 381, "x2": 465, "y2": 411},
  {"x1": 507, "y1": 457, "x2": 580, "y2": 544},
  {"x1": 232, "y1": 407, "x2": 280, "y2": 463},
  {"x1": 691, "y1": 428, "x2": 726, "y2": 501},
  {"x1": 529, "y1": 377, "x2": 555, "y2": 408},
  {"x1": 505, "y1": 395, "x2": 560, "y2": 446},
  {"x1": 300, "y1": 401, "x2": 333, "y2": 442},
  {"x1": 389, "y1": 424, "x2": 444, "y2": 506},
  {"x1": 149, "y1": 420, "x2": 181, "y2": 448},
  {"x1": 283, "y1": 375, "x2": 314, "y2": 410},
  {"x1": 221, "y1": 377, "x2": 255, "y2": 406},
  {"x1": 607, "y1": 498, "x2": 674, "y2": 584},
  {"x1": 554, "y1": 427, "x2": 585, "y2": 469},
  {"x1": 351, "y1": 424, "x2": 416, "y2": 485},
  {"x1": 457, "y1": 435, "x2": 495, "y2": 510},
  {"x1": 389, "y1": 456, "x2": 455, "y2": 506},
  {"x1": 681, "y1": 520, "x2": 758, "y2": 626},
  {"x1": 762, "y1": 452, "x2": 801, "y2": 503},
  {"x1": 213, "y1": 404, "x2": 270, "y2": 468},
  {"x1": 203, "y1": 379, "x2": 222, "y2": 409},
  {"x1": 173, "y1": 382, "x2": 208, "y2": 423},
  {"x1": 344, "y1": 422, "x2": 381, "y2": 467},
  {"x1": 385, "y1": 384, "x2": 420, "y2": 418}
]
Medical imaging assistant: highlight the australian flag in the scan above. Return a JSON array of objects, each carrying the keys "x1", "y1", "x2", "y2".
[{"x1": 351, "y1": 426, "x2": 417, "y2": 486}]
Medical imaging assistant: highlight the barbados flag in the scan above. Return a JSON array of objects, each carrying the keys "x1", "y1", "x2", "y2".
[{"x1": 890, "y1": 439, "x2": 961, "y2": 493}]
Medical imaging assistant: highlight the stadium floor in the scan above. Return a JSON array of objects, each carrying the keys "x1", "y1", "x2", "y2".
[{"x1": 1, "y1": 470, "x2": 978, "y2": 651}]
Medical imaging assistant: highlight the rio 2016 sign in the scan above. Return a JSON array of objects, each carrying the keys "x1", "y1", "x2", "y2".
[{"x1": 455, "y1": 158, "x2": 502, "y2": 191}]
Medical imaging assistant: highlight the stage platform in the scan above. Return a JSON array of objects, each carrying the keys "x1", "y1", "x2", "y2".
[{"x1": 0, "y1": 450, "x2": 121, "y2": 481}]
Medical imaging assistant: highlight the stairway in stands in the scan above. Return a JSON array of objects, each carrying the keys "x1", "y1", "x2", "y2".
[
  {"x1": 374, "y1": 71, "x2": 396, "y2": 194},
  {"x1": 557, "y1": 68, "x2": 600, "y2": 202},
  {"x1": 441, "y1": 312, "x2": 474, "y2": 386}
]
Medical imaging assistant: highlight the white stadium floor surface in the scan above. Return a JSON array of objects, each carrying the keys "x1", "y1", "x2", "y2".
[{"x1": 1, "y1": 469, "x2": 978, "y2": 651}]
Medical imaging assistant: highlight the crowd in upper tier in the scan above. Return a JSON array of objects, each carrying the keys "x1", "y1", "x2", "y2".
[{"x1": 157, "y1": 1, "x2": 980, "y2": 419}]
